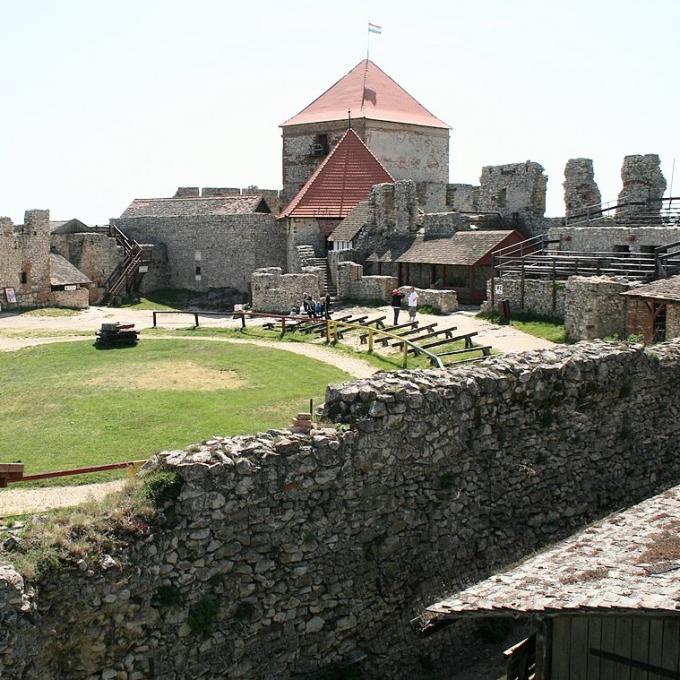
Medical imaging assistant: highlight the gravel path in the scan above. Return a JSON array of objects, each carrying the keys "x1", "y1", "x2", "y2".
[{"x1": 0, "y1": 480, "x2": 125, "y2": 517}]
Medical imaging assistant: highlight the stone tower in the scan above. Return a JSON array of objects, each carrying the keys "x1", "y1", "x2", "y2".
[
  {"x1": 280, "y1": 59, "x2": 450, "y2": 211},
  {"x1": 563, "y1": 158, "x2": 602, "y2": 219}
]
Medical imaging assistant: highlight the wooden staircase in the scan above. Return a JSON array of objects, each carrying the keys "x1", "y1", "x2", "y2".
[{"x1": 98, "y1": 225, "x2": 153, "y2": 304}]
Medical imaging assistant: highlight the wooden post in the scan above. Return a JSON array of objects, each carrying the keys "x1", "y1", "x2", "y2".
[
  {"x1": 152, "y1": 311, "x2": 157, "y2": 328},
  {"x1": 402, "y1": 341, "x2": 408, "y2": 368},
  {"x1": 281, "y1": 317, "x2": 286, "y2": 338},
  {"x1": 194, "y1": 313, "x2": 199, "y2": 328},
  {"x1": 240, "y1": 313, "x2": 246, "y2": 329},
  {"x1": 325, "y1": 319, "x2": 330, "y2": 344},
  {"x1": 368, "y1": 328, "x2": 374, "y2": 353}
]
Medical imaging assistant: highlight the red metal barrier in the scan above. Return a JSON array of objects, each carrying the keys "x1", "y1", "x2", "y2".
[{"x1": 0, "y1": 460, "x2": 146, "y2": 487}]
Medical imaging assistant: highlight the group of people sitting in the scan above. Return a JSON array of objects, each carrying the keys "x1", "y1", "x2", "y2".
[{"x1": 294, "y1": 292, "x2": 332, "y2": 320}]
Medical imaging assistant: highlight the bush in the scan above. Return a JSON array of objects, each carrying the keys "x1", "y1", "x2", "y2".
[
  {"x1": 143, "y1": 471, "x2": 183, "y2": 508},
  {"x1": 188, "y1": 596, "x2": 220, "y2": 634}
]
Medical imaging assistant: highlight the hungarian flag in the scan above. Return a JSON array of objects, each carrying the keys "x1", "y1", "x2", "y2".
[{"x1": 368, "y1": 22, "x2": 382, "y2": 34}]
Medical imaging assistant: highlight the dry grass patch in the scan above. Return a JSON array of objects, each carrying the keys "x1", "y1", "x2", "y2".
[{"x1": 85, "y1": 360, "x2": 244, "y2": 391}]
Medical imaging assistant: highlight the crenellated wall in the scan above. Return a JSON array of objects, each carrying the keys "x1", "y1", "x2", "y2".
[{"x1": 3, "y1": 342, "x2": 680, "y2": 678}]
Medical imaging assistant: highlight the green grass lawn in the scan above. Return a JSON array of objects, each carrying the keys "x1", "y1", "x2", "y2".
[
  {"x1": 478, "y1": 310, "x2": 567, "y2": 343},
  {"x1": 0, "y1": 339, "x2": 349, "y2": 482},
  {"x1": 117, "y1": 288, "x2": 196, "y2": 311},
  {"x1": 13, "y1": 307, "x2": 81, "y2": 317}
]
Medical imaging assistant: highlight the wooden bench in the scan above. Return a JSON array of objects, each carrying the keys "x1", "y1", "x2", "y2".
[
  {"x1": 335, "y1": 315, "x2": 385, "y2": 339},
  {"x1": 417, "y1": 331, "x2": 478, "y2": 352},
  {"x1": 301, "y1": 314, "x2": 352, "y2": 334},
  {"x1": 436, "y1": 345, "x2": 492, "y2": 359},
  {"x1": 395, "y1": 325, "x2": 457, "y2": 349},
  {"x1": 360, "y1": 319, "x2": 415, "y2": 344}
]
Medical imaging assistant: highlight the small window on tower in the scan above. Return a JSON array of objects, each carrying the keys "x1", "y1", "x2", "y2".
[
  {"x1": 195, "y1": 265, "x2": 202, "y2": 276},
  {"x1": 19, "y1": 271, "x2": 27, "y2": 284},
  {"x1": 310, "y1": 134, "x2": 329, "y2": 157}
]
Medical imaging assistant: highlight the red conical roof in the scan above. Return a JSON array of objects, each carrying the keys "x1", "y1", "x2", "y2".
[
  {"x1": 280, "y1": 129, "x2": 394, "y2": 219},
  {"x1": 281, "y1": 59, "x2": 449, "y2": 129}
]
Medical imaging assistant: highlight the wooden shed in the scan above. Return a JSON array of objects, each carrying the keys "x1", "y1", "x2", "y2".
[
  {"x1": 622, "y1": 275, "x2": 680, "y2": 343},
  {"x1": 418, "y1": 484, "x2": 680, "y2": 679},
  {"x1": 394, "y1": 229, "x2": 525, "y2": 304}
]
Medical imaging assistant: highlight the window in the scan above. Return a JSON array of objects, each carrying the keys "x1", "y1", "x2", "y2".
[
  {"x1": 19, "y1": 271, "x2": 27, "y2": 284},
  {"x1": 195, "y1": 265, "x2": 201, "y2": 276},
  {"x1": 310, "y1": 133, "x2": 329, "y2": 157}
]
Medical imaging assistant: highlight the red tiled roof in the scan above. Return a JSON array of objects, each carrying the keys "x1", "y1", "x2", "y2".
[
  {"x1": 280, "y1": 129, "x2": 394, "y2": 219},
  {"x1": 281, "y1": 59, "x2": 449, "y2": 130}
]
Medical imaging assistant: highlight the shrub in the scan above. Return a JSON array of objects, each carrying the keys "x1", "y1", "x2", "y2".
[
  {"x1": 187, "y1": 596, "x2": 220, "y2": 634},
  {"x1": 143, "y1": 471, "x2": 183, "y2": 508}
]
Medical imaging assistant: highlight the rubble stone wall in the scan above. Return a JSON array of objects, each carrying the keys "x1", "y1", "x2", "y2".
[
  {"x1": 336, "y1": 261, "x2": 397, "y2": 302},
  {"x1": 49, "y1": 287, "x2": 90, "y2": 309},
  {"x1": 547, "y1": 225, "x2": 680, "y2": 253},
  {"x1": 564, "y1": 276, "x2": 638, "y2": 341},
  {"x1": 250, "y1": 267, "x2": 323, "y2": 314},
  {"x1": 563, "y1": 158, "x2": 601, "y2": 218},
  {"x1": 0, "y1": 210, "x2": 51, "y2": 308},
  {"x1": 617, "y1": 154, "x2": 667, "y2": 215},
  {"x1": 3, "y1": 342, "x2": 680, "y2": 678},
  {"x1": 483, "y1": 277, "x2": 566, "y2": 318},
  {"x1": 398, "y1": 286, "x2": 458, "y2": 313},
  {"x1": 113, "y1": 213, "x2": 286, "y2": 295}
]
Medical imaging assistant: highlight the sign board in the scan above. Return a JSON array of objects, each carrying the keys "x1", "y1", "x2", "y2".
[
  {"x1": 64, "y1": 285, "x2": 77, "y2": 291},
  {"x1": 4, "y1": 287, "x2": 16, "y2": 304},
  {"x1": 138, "y1": 266, "x2": 149, "y2": 273},
  {"x1": 494, "y1": 284, "x2": 503, "y2": 295}
]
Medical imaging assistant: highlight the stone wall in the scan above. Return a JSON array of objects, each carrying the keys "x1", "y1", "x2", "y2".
[
  {"x1": 548, "y1": 224, "x2": 680, "y2": 253},
  {"x1": 477, "y1": 161, "x2": 547, "y2": 230},
  {"x1": 446, "y1": 183, "x2": 478, "y2": 212},
  {"x1": 327, "y1": 249, "x2": 356, "y2": 287},
  {"x1": 617, "y1": 154, "x2": 667, "y2": 216},
  {"x1": 564, "y1": 276, "x2": 638, "y2": 341},
  {"x1": 483, "y1": 277, "x2": 566, "y2": 318},
  {"x1": 563, "y1": 158, "x2": 601, "y2": 218},
  {"x1": 398, "y1": 286, "x2": 458, "y2": 313},
  {"x1": 50, "y1": 233, "x2": 122, "y2": 304},
  {"x1": 49, "y1": 287, "x2": 90, "y2": 309},
  {"x1": 113, "y1": 213, "x2": 286, "y2": 297},
  {"x1": 0, "y1": 210, "x2": 51, "y2": 308},
  {"x1": 336, "y1": 261, "x2": 397, "y2": 303},
  {"x1": 4, "y1": 342, "x2": 680, "y2": 678},
  {"x1": 285, "y1": 218, "x2": 334, "y2": 272},
  {"x1": 250, "y1": 267, "x2": 323, "y2": 314}
]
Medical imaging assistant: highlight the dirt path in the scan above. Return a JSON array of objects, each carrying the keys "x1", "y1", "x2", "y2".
[{"x1": 0, "y1": 480, "x2": 125, "y2": 517}]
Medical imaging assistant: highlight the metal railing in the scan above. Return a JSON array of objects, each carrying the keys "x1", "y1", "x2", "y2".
[{"x1": 565, "y1": 196, "x2": 680, "y2": 225}]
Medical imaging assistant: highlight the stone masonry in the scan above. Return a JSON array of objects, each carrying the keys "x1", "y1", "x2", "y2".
[
  {"x1": 335, "y1": 261, "x2": 397, "y2": 303},
  {"x1": 617, "y1": 154, "x2": 667, "y2": 215},
  {"x1": 483, "y1": 277, "x2": 566, "y2": 319},
  {"x1": 563, "y1": 158, "x2": 602, "y2": 218},
  {"x1": 0, "y1": 210, "x2": 51, "y2": 308},
  {"x1": 564, "y1": 276, "x2": 639, "y2": 341},
  {"x1": 250, "y1": 267, "x2": 323, "y2": 314},
  {"x1": 398, "y1": 286, "x2": 458, "y2": 313},
  {"x1": 3, "y1": 342, "x2": 680, "y2": 678}
]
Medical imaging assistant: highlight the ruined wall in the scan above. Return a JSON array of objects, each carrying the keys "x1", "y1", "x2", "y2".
[
  {"x1": 113, "y1": 214, "x2": 286, "y2": 296},
  {"x1": 563, "y1": 158, "x2": 601, "y2": 218},
  {"x1": 477, "y1": 161, "x2": 547, "y2": 233},
  {"x1": 564, "y1": 276, "x2": 638, "y2": 341},
  {"x1": 3, "y1": 343, "x2": 680, "y2": 678},
  {"x1": 398, "y1": 285, "x2": 458, "y2": 313},
  {"x1": 285, "y1": 218, "x2": 336, "y2": 272},
  {"x1": 336, "y1": 261, "x2": 396, "y2": 302},
  {"x1": 250, "y1": 267, "x2": 323, "y2": 314},
  {"x1": 50, "y1": 233, "x2": 122, "y2": 304},
  {"x1": 446, "y1": 183, "x2": 478, "y2": 212},
  {"x1": 483, "y1": 277, "x2": 566, "y2": 318},
  {"x1": 0, "y1": 210, "x2": 51, "y2": 308},
  {"x1": 49, "y1": 287, "x2": 90, "y2": 309},
  {"x1": 548, "y1": 225, "x2": 680, "y2": 253},
  {"x1": 617, "y1": 154, "x2": 667, "y2": 216}
]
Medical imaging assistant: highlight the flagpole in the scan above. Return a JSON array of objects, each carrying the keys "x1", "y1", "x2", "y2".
[{"x1": 366, "y1": 23, "x2": 370, "y2": 60}]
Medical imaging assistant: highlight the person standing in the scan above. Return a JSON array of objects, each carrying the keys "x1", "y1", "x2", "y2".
[
  {"x1": 408, "y1": 287, "x2": 419, "y2": 322},
  {"x1": 391, "y1": 288, "x2": 405, "y2": 325}
]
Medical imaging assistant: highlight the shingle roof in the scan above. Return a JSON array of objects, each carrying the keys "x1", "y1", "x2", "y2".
[
  {"x1": 395, "y1": 230, "x2": 521, "y2": 266},
  {"x1": 281, "y1": 59, "x2": 449, "y2": 129},
  {"x1": 328, "y1": 200, "x2": 371, "y2": 242},
  {"x1": 119, "y1": 195, "x2": 271, "y2": 219},
  {"x1": 621, "y1": 275, "x2": 680, "y2": 303},
  {"x1": 280, "y1": 129, "x2": 394, "y2": 219},
  {"x1": 49, "y1": 253, "x2": 91, "y2": 286},
  {"x1": 423, "y1": 484, "x2": 680, "y2": 628}
]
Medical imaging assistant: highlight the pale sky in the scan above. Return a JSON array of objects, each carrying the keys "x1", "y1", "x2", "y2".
[{"x1": 0, "y1": 0, "x2": 678, "y2": 224}]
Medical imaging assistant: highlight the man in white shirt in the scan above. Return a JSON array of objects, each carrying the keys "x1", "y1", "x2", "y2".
[{"x1": 407, "y1": 287, "x2": 418, "y2": 321}]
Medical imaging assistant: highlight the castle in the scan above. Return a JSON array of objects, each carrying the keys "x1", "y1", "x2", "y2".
[{"x1": 1, "y1": 58, "x2": 676, "y2": 315}]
